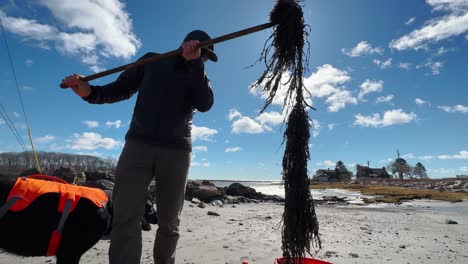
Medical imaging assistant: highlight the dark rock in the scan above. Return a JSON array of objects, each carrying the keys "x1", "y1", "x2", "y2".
[
  {"x1": 225, "y1": 183, "x2": 257, "y2": 198},
  {"x1": 445, "y1": 219, "x2": 458, "y2": 224},
  {"x1": 85, "y1": 179, "x2": 114, "y2": 191},
  {"x1": 185, "y1": 180, "x2": 225, "y2": 202},
  {"x1": 85, "y1": 170, "x2": 114, "y2": 182},
  {"x1": 18, "y1": 167, "x2": 41, "y2": 176},
  {"x1": 52, "y1": 166, "x2": 77, "y2": 183},
  {"x1": 207, "y1": 211, "x2": 220, "y2": 216}
]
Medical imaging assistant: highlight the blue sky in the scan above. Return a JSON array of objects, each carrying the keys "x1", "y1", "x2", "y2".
[{"x1": 0, "y1": 0, "x2": 467, "y2": 180}]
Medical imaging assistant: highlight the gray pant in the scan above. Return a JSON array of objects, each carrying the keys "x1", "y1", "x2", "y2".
[{"x1": 109, "y1": 140, "x2": 190, "y2": 264}]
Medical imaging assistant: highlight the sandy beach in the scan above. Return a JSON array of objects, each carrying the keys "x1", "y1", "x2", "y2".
[{"x1": 1, "y1": 197, "x2": 467, "y2": 264}]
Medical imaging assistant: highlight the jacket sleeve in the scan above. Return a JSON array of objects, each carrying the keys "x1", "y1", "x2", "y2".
[
  {"x1": 83, "y1": 53, "x2": 154, "y2": 104},
  {"x1": 186, "y1": 58, "x2": 214, "y2": 112}
]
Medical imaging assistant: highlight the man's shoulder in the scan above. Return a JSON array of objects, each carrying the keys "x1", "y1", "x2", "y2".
[{"x1": 139, "y1": 52, "x2": 159, "y2": 60}]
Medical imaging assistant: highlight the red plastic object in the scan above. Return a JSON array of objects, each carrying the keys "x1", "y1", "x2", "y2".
[{"x1": 274, "y1": 257, "x2": 332, "y2": 264}]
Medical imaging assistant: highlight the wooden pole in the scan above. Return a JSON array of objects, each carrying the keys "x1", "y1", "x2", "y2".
[{"x1": 60, "y1": 22, "x2": 275, "y2": 88}]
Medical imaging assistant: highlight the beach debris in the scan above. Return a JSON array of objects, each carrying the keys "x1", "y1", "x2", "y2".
[
  {"x1": 399, "y1": 245, "x2": 406, "y2": 249},
  {"x1": 349, "y1": 253, "x2": 359, "y2": 258},
  {"x1": 198, "y1": 202, "x2": 206, "y2": 209},
  {"x1": 324, "y1": 251, "x2": 339, "y2": 258},
  {"x1": 211, "y1": 199, "x2": 223, "y2": 207},
  {"x1": 250, "y1": 0, "x2": 321, "y2": 260},
  {"x1": 207, "y1": 211, "x2": 220, "y2": 216},
  {"x1": 445, "y1": 219, "x2": 458, "y2": 224},
  {"x1": 191, "y1": 198, "x2": 201, "y2": 204}
]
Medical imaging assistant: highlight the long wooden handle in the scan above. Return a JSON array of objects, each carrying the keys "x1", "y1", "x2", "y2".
[{"x1": 60, "y1": 22, "x2": 275, "y2": 88}]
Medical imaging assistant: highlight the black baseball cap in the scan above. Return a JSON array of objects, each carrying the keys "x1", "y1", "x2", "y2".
[{"x1": 183, "y1": 30, "x2": 218, "y2": 62}]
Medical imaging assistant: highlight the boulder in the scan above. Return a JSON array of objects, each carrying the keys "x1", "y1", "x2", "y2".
[
  {"x1": 52, "y1": 166, "x2": 77, "y2": 183},
  {"x1": 85, "y1": 170, "x2": 115, "y2": 182},
  {"x1": 85, "y1": 179, "x2": 115, "y2": 191},
  {"x1": 185, "y1": 180, "x2": 225, "y2": 202},
  {"x1": 225, "y1": 183, "x2": 257, "y2": 198}
]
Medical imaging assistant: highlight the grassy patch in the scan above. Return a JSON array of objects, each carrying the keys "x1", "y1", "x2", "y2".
[{"x1": 311, "y1": 183, "x2": 465, "y2": 203}]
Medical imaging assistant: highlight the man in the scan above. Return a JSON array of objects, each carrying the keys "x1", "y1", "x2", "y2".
[{"x1": 62, "y1": 30, "x2": 217, "y2": 264}]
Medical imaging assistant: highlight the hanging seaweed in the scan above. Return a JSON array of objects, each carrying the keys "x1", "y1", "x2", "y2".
[{"x1": 251, "y1": 0, "x2": 321, "y2": 262}]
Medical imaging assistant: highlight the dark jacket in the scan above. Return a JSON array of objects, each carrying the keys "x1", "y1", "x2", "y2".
[{"x1": 83, "y1": 52, "x2": 214, "y2": 151}]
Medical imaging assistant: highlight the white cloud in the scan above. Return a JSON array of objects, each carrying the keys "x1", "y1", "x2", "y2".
[
  {"x1": 376, "y1": 94, "x2": 394, "y2": 104},
  {"x1": 35, "y1": 135, "x2": 55, "y2": 144},
  {"x1": 436, "y1": 46, "x2": 449, "y2": 56},
  {"x1": 460, "y1": 166, "x2": 468, "y2": 172},
  {"x1": 256, "y1": 111, "x2": 285, "y2": 126},
  {"x1": 193, "y1": 146, "x2": 208, "y2": 152},
  {"x1": 428, "y1": 168, "x2": 455, "y2": 174},
  {"x1": 415, "y1": 98, "x2": 429, "y2": 105},
  {"x1": 227, "y1": 109, "x2": 243, "y2": 121},
  {"x1": 438, "y1": 150, "x2": 468, "y2": 159},
  {"x1": 311, "y1": 119, "x2": 321, "y2": 137},
  {"x1": 225, "y1": 147, "x2": 242, "y2": 153},
  {"x1": 379, "y1": 158, "x2": 394, "y2": 164},
  {"x1": 227, "y1": 110, "x2": 284, "y2": 135},
  {"x1": 250, "y1": 72, "x2": 314, "y2": 109},
  {"x1": 12, "y1": 112, "x2": 21, "y2": 118},
  {"x1": 419, "y1": 155, "x2": 435, "y2": 160},
  {"x1": 232, "y1": 116, "x2": 271, "y2": 134},
  {"x1": 250, "y1": 64, "x2": 357, "y2": 112},
  {"x1": 83, "y1": 120, "x2": 99, "y2": 128},
  {"x1": 438, "y1": 104, "x2": 468, "y2": 113},
  {"x1": 191, "y1": 162, "x2": 211, "y2": 167},
  {"x1": 359, "y1": 79, "x2": 384, "y2": 100},
  {"x1": 90, "y1": 65, "x2": 105, "y2": 73},
  {"x1": 342, "y1": 41, "x2": 383, "y2": 57},
  {"x1": 405, "y1": 17, "x2": 416, "y2": 25},
  {"x1": 390, "y1": 0, "x2": 468, "y2": 50},
  {"x1": 373, "y1": 58, "x2": 392, "y2": 69},
  {"x1": 398, "y1": 62, "x2": 412, "y2": 70},
  {"x1": 304, "y1": 65, "x2": 351, "y2": 97},
  {"x1": 22, "y1": 86, "x2": 33, "y2": 91},
  {"x1": 328, "y1": 123, "x2": 335, "y2": 130},
  {"x1": 417, "y1": 61, "x2": 444, "y2": 75},
  {"x1": 0, "y1": 1, "x2": 140, "y2": 65},
  {"x1": 354, "y1": 109, "x2": 417, "y2": 127},
  {"x1": 106, "y1": 120, "x2": 122, "y2": 128},
  {"x1": 317, "y1": 160, "x2": 336, "y2": 168},
  {"x1": 24, "y1": 59, "x2": 34, "y2": 66},
  {"x1": 325, "y1": 90, "x2": 358, "y2": 112},
  {"x1": 402, "y1": 153, "x2": 416, "y2": 159},
  {"x1": 192, "y1": 125, "x2": 218, "y2": 141},
  {"x1": 67, "y1": 132, "x2": 121, "y2": 150}
]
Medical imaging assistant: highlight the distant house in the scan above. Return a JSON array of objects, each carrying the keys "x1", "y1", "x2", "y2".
[
  {"x1": 356, "y1": 165, "x2": 391, "y2": 179},
  {"x1": 313, "y1": 169, "x2": 336, "y2": 182}
]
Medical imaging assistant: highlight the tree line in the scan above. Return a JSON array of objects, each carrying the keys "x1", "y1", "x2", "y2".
[
  {"x1": 0, "y1": 151, "x2": 117, "y2": 176},
  {"x1": 387, "y1": 158, "x2": 428, "y2": 180},
  {"x1": 323, "y1": 159, "x2": 428, "y2": 180}
]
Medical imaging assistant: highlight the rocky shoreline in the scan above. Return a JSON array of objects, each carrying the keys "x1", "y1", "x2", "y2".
[{"x1": 350, "y1": 178, "x2": 468, "y2": 193}]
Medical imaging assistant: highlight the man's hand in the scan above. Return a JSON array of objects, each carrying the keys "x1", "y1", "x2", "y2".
[
  {"x1": 62, "y1": 74, "x2": 91, "y2": 98},
  {"x1": 181, "y1": 40, "x2": 201, "y2": 61}
]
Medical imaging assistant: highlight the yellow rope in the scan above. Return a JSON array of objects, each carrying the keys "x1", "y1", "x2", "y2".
[{"x1": 28, "y1": 128, "x2": 43, "y2": 174}]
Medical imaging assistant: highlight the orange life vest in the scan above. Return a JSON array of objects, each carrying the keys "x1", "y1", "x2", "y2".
[{"x1": 5, "y1": 175, "x2": 109, "y2": 256}]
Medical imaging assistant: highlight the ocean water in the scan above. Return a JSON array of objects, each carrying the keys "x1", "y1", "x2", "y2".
[{"x1": 209, "y1": 180, "x2": 374, "y2": 204}]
